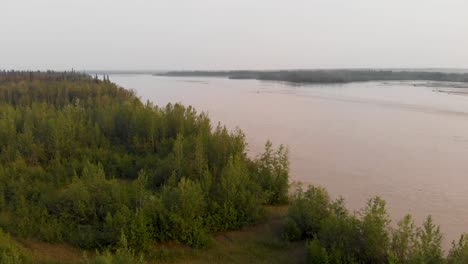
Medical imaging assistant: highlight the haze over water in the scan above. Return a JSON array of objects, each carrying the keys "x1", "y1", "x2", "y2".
[{"x1": 112, "y1": 74, "x2": 468, "y2": 249}]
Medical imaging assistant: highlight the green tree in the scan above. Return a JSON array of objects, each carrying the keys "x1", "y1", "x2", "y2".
[
  {"x1": 307, "y1": 237, "x2": 329, "y2": 264},
  {"x1": 254, "y1": 141, "x2": 289, "y2": 204},
  {"x1": 391, "y1": 214, "x2": 417, "y2": 263},
  {"x1": 360, "y1": 196, "x2": 391, "y2": 263},
  {"x1": 414, "y1": 215, "x2": 443, "y2": 264},
  {"x1": 448, "y1": 234, "x2": 468, "y2": 264},
  {"x1": 162, "y1": 178, "x2": 208, "y2": 247},
  {"x1": 284, "y1": 185, "x2": 331, "y2": 240}
]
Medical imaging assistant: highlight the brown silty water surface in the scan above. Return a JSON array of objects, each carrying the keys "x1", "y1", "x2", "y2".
[{"x1": 112, "y1": 74, "x2": 468, "y2": 249}]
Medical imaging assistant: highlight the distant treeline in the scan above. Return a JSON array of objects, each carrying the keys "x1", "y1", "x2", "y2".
[
  {"x1": 158, "y1": 70, "x2": 468, "y2": 84},
  {"x1": 0, "y1": 70, "x2": 90, "y2": 82}
]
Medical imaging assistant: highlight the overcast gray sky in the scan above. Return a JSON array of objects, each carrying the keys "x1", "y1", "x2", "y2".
[{"x1": 1, "y1": 0, "x2": 467, "y2": 71}]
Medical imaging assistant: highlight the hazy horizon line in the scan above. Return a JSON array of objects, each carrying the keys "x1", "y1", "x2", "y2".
[
  {"x1": 87, "y1": 67, "x2": 468, "y2": 74},
  {"x1": 2, "y1": 67, "x2": 468, "y2": 74}
]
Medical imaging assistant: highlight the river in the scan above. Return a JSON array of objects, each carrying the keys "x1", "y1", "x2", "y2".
[{"x1": 111, "y1": 74, "x2": 468, "y2": 248}]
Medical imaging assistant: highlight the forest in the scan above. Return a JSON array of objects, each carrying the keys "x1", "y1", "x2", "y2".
[
  {"x1": 159, "y1": 70, "x2": 468, "y2": 84},
  {"x1": 0, "y1": 70, "x2": 289, "y2": 262},
  {"x1": 0, "y1": 71, "x2": 468, "y2": 263}
]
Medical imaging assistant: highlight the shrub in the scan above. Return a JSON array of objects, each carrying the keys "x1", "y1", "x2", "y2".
[
  {"x1": 448, "y1": 234, "x2": 468, "y2": 264},
  {"x1": 0, "y1": 228, "x2": 30, "y2": 264},
  {"x1": 254, "y1": 141, "x2": 289, "y2": 204},
  {"x1": 285, "y1": 185, "x2": 445, "y2": 264},
  {"x1": 306, "y1": 237, "x2": 329, "y2": 264},
  {"x1": 284, "y1": 185, "x2": 331, "y2": 240}
]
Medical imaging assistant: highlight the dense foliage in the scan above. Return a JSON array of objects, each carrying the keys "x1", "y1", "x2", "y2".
[
  {"x1": 0, "y1": 71, "x2": 289, "y2": 252},
  {"x1": 160, "y1": 70, "x2": 468, "y2": 84},
  {"x1": 285, "y1": 185, "x2": 468, "y2": 264},
  {"x1": 0, "y1": 228, "x2": 31, "y2": 264},
  {"x1": 3, "y1": 71, "x2": 468, "y2": 263}
]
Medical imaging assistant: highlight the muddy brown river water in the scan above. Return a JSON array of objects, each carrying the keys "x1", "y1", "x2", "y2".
[{"x1": 112, "y1": 74, "x2": 468, "y2": 249}]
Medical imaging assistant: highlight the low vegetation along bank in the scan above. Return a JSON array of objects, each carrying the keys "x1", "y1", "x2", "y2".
[
  {"x1": 159, "y1": 69, "x2": 468, "y2": 84},
  {"x1": 0, "y1": 71, "x2": 468, "y2": 263}
]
